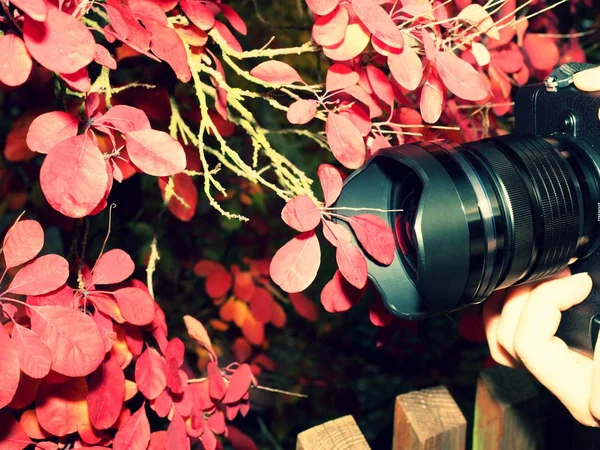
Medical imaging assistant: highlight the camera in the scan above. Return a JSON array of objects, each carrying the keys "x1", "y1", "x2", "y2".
[{"x1": 333, "y1": 63, "x2": 600, "y2": 357}]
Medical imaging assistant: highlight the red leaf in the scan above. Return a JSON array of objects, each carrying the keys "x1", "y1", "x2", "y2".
[
  {"x1": 2, "y1": 219, "x2": 44, "y2": 269},
  {"x1": 125, "y1": 129, "x2": 186, "y2": 176},
  {"x1": 39, "y1": 134, "x2": 109, "y2": 218},
  {"x1": 113, "y1": 287, "x2": 155, "y2": 326},
  {"x1": 105, "y1": 0, "x2": 152, "y2": 53},
  {"x1": 96, "y1": 105, "x2": 151, "y2": 133},
  {"x1": 201, "y1": 429, "x2": 218, "y2": 450},
  {"x1": 250, "y1": 60, "x2": 304, "y2": 85},
  {"x1": 135, "y1": 347, "x2": 167, "y2": 400},
  {"x1": 205, "y1": 268, "x2": 233, "y2": 298},
  {"x1": 183, "y1": 315, "x2": 216, "y2": 359},
  {"x1": 420, "y1": 69, "x2": 444, "y2": 124},
  {"x1": 289, "y1": 292, "x2": 318, "y2": 321},
  {"x1": 60, "y1": 68, "x2": 91, "y2": 93},
  {"x1": 269, "y1": 231, "x2": 321, "y2": 293},
  {"x1": 219, "y1": 4, "x2": 247, "y2": 35},
  {"x1": 320, "y1": 270, "x2": 363, "y2": 313},
  {"x1": 312, "y1": 6, "x2": 348, "y2": 47},
  {"x1": 147, "y1": 23, "x2": 192, "y2": 83},
  {"x1": 388, "y1": 46, "x2": 423, "y2": 91},
  {"x1": 30, "y1": 305, "x2": 105, "y2": 377},
  {"x1": 0, "y1": 325, "x2": 20, "y2": 409},
  {"x1": 27, "y1": 285, "x2": 75, "y2": 308},
  {"x1": 4, "y1": 112, "x2": 37, "y2": 162},
  {"x1": 0, "y1": 410, "x2": 31, "y2": 450},
  {"x1": 422, "y1": 29, "x2": 436, "y2": 61},
  {"x1": 0, "y1": 35, "x2": 32, "y2": 87},
  {"x1": 212, "y1": 20, "x2": 242, "y2": 52},
  {"x1": 322, "y1": 22, "x2": 371, "y2": 61},
  {"x1": 113, "y1": 405, "x2": 151, "y2": 450},
  {"x1": 180, "y1": 0, "x2": 215, "y2": 30},
  {"x1": 94, "y1": 44, "x2": 117, "y2": 70},
  {"x1": 166, "y1": 412, "x2": 190, "y2": 450},
  {"x1": 369, "y1": 134, "x2": 391, "y2": 156},
  {"x1": 523, "y1": 33, "x2": 559, "y2": 71},
  {"x1": 325, "y1": 112, "x2": 366, "y2": 169},
  {"x1": 207, "y1": 361, "x2": 227, "y2": 400},
  {"x1": 317, "y1": 164, "x2": 344, "y2": 207},
  {"x1": 228, "y1": 426, "x2": 259, "y2": 450},
  {"x1": 336, "y1": 240, "x2": 368, "y2": 289},
  {"x1": 249, "y1": 287, "x2": 274, "y2": 324},
  {"x1": 166, "y1": 338, "x2": 185, "y2": 367},
  {"x1": 305, "y1": 0, "x2": 340, "y2": 15},
  {"x1": 87, "y1": 361, "x2": 126, "y2": 430},
  {"x1": 8, "y1": 255, "x2": 69, "y2": 296},
  {"x1": 35, "y1": 378, "x2": 88, "y2": 436},
  {"x1": 223, "y1": 364, "x2": 253, "y2": 404},
  {"x1": 23, "y1": 9, "x2": 95, "y2": 74},
  {"x1": 287, "y1": 99, "x2": 318, "y2": 125},
  {"x1": 352, "y1": 0, "x2": 404, "y2": 48},
  {"x1": 369, "y1": 294, "x2": 394, "y2": 327},
  {"x1": 366, "y1": 65, "x2": 394, "y2": 108},
  {"x1": 322, "y1": 219, "x2": 352, "y2": 247},
  {"x1": 326, "y1": 64, "x2": 359, "y2": 92},
  {"x1": 11, "y1": 323, "x2": 51, "y2": 379},
  {"x1": 10, "y1": 0, "x2": 46, "y2": 20},
  {"x1": 435, "y1": 51, "x2": 489, "y2": 101},
  {"x1": 93, "y1": 249, "x2": 135, "y2": 285},
  {"x1": 149, "y1": 431, "x2": 168, "y2": 450},
  {"x1": 348, "y1": 214, "x2": 395, "y2": 265},
  {"x1": 281, "y1": 195, "x2": 321, "y2": 232},
  {"x1": 26, "y1": 111, "x2": 79, "y2": 155},
  {"x1": 158, "y1": 173, "x2": 198, "y2": 222}
]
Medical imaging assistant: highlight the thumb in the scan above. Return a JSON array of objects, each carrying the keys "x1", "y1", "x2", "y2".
[{"x1": 573, "y1": 66, "x2": 600, "y2": 92}]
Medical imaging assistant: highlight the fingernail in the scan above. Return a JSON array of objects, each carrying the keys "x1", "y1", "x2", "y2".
[
  {"x1": 573, "y1": 67, "x2": 600, "y2": 92},
  {"x1": 569, "y1": 272, "x2": 592, "y2": 283}
]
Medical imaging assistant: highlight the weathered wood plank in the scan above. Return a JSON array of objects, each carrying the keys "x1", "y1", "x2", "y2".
[
  {"x1": 473, "y1": 365, "x2": 541, "y2": 450},
  {"x1": 393, "y1": 385, "x2": 466, "y2": 450},
  {"x1": 296, "y1": 415, "x2": 370, "y2": 450}
]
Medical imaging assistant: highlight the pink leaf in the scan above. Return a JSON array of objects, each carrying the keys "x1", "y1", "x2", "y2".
[
  {"x1": 0, "y1": 34, "x2": 32, "y2": 87},
  {"x1": 322, "y1": 219, "x2": 352, "y2": 247},
  {"x1": 289, "y1": 292, "x2": 318, "y2": 321},
  {"x1": 369, "y1": 294, "x2": 394, "y2": 326},
  {"x1": 317, "y1": 164, "x2": 344, "y2": 207},
  {"x1": 388, "y1": 46, "x2": 423, "y2": 91},
  {"x1": 113, "y1": 287, "x2": 156, "y2": 326},
  {"x1": 8, "y1": 255, "x2": 69, "y2": 296},
  {"x1": 94, "y1": 44, "x2": 117, "y2": 70},
  {"x1": 312, "y1": 6, "x2": 348, "y2": 47},
  {"x1": 147, "y1": 23, "x2": 192, "y2": 83},
  {"x1": 2, "y1": 220, "x2": 44, "y2": 269},
  {"x1": 366, "y1": 65, "x2": 394, "y2": 108},
  {"x1": 92, "y1": 249, "x2": 135, "y2": 285},
  {"x1": 96, "y1": 105, "x2": 151, "y2": 133},
  {"x1": 287, "y1": 99, "x2": 318, "y2": 125},
  {"x1": 183, "y1": 315, "x2": 216, "y2": 360},
  {"x1": 320, "y1": 270, "x2": 363, "y2": 313},
  {"x1": 11, "y1": 323, "x2": 52, "y2": 379},
  {"x1": 0, "y1": 411, "x2": 31, "y2": 449},
  {"x1": 270, "y1": 231, "x2": 321, "y2": 293},
  {"x1": 205, "y1": 268, "x2": 232, "y2": 298},
  {"x1": 180, "y1": 0, "x2": 215, "y2": 30},
  {"x1": 352, "y1": 0, "x2": 404, "y2": 48},
  {"x1": 457, "y1": 4, "x2": 499, "y2": 40},
  {"x1": 435, "y1": 50, "x2": 489, "y2": 101},
  {"x1": 348, "y1": 214, "x2": 395, "y2": 265},
  {"x1": 325, "y1": 113, "x2": 366, "y2": 169},
  {"x1": 219, "y1": 4, "x2": 247, "y2": 35},
  {"x1": 420, "y1": 69, "x2": 444, "y2": 123},
  {"x1": 166, "y1": 412, "x2": 190, "y2": 450},
  {"x1": 87, "y1": 361, "x2": 126, "y2": 430},
  {"x1": 10, "y1": 0, "x2": 47, "y2": 20},
  {"x1": 212, "y1": 20, "x2": 242, "y2": 52},
  {"x1": 207, "y1": 361, "x2": 226, "y2": 400},
  {"x1": 113, "y1": 405, "x2": 151, "y2": 450},
  {"x1": 60, "y1": 68, "x2": 91, "y2": 93},
  {"x1": 281, "y1": 195, "x2": 321, "y2": 232},
  {"x1": 125, "y1": 129, "x2": 186, "y2": 176},
  {"x1": 26, "y1": 111, "x2": 79, "y2": 155},
  {"x1": 322, "y1": 22, "x2": 371, "y2": 61},
  {"x1": 39, "y1": 135, "x2": 109, "y2": 218},
  {"x1": 23, "y1": 9, "x2": 95, "y2": 74},
  {"x1": 336, "y1": 240, "x2": 368, "y2": 289},
  {"x1": 305, "y1": 0, "x2": 340, "y2": 15},
  {"x1": 250, "y1": 60, "x2": 304, "y2": 85},
  {"x1": 30, "y1": 305, "x2": 105, "y2": 377},
  {"x1": 223, "y1": 364, "x2": 253, "y2": 404},
  {"x1": 0, "y1": 325, "x2": 20, "y2": 409},
  {"x1": 135, "y1": 348, "x2": 167, "y2": 400},
  {"x1": 523, "y1": 33, "x2": 559, "y2": 71},
  {"x1": 326, "y1": 64, "x2": 359, "y2": 92}
]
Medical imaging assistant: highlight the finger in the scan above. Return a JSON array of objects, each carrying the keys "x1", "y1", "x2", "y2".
[
  {"x1": 495, "y1": 268, "x2": 571, "y2": 362},
  {"x1": 573, "y1": 67, "x2": 600, "y2": 92},
  {"x1": 590, "y1": 333, "x2": 600, "y2": 421},
  {"x1": 513, "y1": 273, "x2": 598, "y2": 425},
  {"x1": 482, "y1": 289, "x2": 519, "y2": 367}
]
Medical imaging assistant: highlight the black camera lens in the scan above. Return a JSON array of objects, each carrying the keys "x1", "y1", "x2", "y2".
[{"x1": 334, "y1": 135, "x2": 600, "y2": 318}]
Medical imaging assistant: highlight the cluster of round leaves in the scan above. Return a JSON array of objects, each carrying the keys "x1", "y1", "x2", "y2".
[
  {"x1": 269, "y1": 164, "x2": 396, "y2": 326},
  {"x1": 250, "y1": 0, "x2": 586, "y2": 171},
  {"x1": 0, "y1": 219, "x2": 258, "y2": 450}
]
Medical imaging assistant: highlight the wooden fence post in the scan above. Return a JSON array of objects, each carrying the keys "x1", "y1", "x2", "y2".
[
  {"x1": 296, "y1": 415, "x2": 370, "y2": 450},
  {"x1": 473, "y1": 365, "x2": 542, "y2": 450},
  {"x1": 393, "y1": 385, "x2": 466, "y2": 450}
]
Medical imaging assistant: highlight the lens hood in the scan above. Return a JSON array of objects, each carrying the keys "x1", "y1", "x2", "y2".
[{"x1": 333, "y1": 144, "x2": 471, "y2": 318}]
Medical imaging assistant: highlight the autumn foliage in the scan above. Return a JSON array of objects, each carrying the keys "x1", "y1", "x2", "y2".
[{"x1": 0, "y1": 0, "x2": 595, "y2": 447}]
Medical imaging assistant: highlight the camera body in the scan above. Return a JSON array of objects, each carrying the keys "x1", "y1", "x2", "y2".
[{"x1": 333, "y1": 63, "x2": 600, "y2": 356}]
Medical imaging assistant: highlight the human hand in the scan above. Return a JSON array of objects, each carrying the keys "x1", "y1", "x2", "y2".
[
  {"x1": 482, "y1": 269, "x2": 600, "y2": 427},
  {"x1": 573, "y1": 66, "x2": 600, "y2": 92}
]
